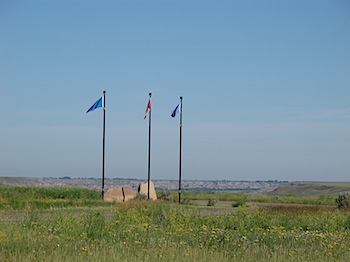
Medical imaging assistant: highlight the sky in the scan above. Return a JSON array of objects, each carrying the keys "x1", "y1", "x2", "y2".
[{"x1": 1, "y1": 0, "x2": 350, "y2": 182}]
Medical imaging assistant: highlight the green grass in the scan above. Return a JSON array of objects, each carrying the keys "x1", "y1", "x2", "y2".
[
  {"x1": 0, "y1": 185, "x2": 113, "y2": 210},
  {"x1": 1, "y1": 201, "x2": 350, "y2": 261},
  {"x1": 0, "y1": 185, "x2": 346, "y2": 261},
  {"x1": 176, "y1": 191, "x2": 336, "y2": 206},
  {"x1": 0, "y1": 185, "x2": 338, "y2": 214}
]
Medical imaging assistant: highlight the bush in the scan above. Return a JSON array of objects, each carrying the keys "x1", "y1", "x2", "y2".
[
  {"x1": 157, "y1": 191, "x2": 173, "y2": 201},
  {"x1": 207, "y1": 198, "x2": 218, "y2": 206},
  {"x1": 336, "y1": 192, "x2": 350, "y2": 209},
  {"x1": 134, "y1": 193, "x2": 147, "y2": 201},
  {"x1": 181, "y1": 198, "x2": 190, "y2": 205},
  {"x1": 231, "y1": 202, "x2": 239, "y2": 207}
]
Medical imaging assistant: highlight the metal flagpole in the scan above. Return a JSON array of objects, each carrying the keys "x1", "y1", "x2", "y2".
[
  {"x1": 101, "y1": 91, "x2": 106, "y2": 200},
  {"x1": 147, "y1": 92, "x2": 152, "y2": 200},
  {"x1": 178, "y1": 96, "x2": 183, "y2": 203}
]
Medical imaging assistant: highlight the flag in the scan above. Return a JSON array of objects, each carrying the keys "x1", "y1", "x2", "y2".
[
  {"x1": 86, "y1": 97, "x2": 103, "y2": 113},
  {"x1": 144, "y1": 99, "x2": 151, "y2": 119},
  {"x1": 171, "y1": 104, "x2": 179, "y2": 117}
]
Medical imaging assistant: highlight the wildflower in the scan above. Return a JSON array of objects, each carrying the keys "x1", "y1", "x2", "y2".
[{"x1": 315, "y1": 233, "x2": 325, "y2": 239}]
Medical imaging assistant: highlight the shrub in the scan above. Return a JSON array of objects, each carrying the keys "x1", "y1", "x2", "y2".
[
  {"x1": 181, "y1": 198, "x2": 190, "y2": 205},
  {"x1": 207, "y1": 198, "x2": 218, "y2": 206},
  {"x1": 134, "y1": 193, "x2": 147, "y2": 201},
  {"x1": 231, "y1": 202, "x2": 239, "y2": 207},
  {"x1": 157, "y1": 191, "x2": 173, "y2": 201},
  {"x1": 336, "y1": 192, "x2": 350, "y2": 209}
]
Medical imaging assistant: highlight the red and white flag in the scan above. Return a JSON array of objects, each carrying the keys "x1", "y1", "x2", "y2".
[{"x1": 144, "y1": 99, "x2": 151, "y2": 119}]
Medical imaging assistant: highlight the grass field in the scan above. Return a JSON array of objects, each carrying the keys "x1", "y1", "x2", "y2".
[{"x1": 1, "y1": 185, "x2": 350, "y2": 261}]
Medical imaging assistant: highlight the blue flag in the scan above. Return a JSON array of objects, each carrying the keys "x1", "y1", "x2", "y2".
[
  {"x1": 86, "y1": 97, "x2": 103, "y2": 113},
  {"x1": 171, "y1": 104, "x2": 179, "y2": 117}
]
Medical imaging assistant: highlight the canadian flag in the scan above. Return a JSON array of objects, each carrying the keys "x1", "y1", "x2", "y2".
[{"x1": 144, "y1": 99, "x2": 151, "y2": 119}]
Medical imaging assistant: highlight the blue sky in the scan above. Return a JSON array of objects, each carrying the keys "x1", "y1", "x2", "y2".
[{"x1": 1, "y1": 0, "x2": 350, "y2": 181}]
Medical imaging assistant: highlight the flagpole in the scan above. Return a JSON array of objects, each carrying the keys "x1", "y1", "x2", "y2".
[
  {"x1": 178, "y1": 96, "x2": 183, "y2": 203},
  {"x1": 101, "y1": 91, "x2": 106, "y2": 200},
  {"x1": 147, "y1": 92, "x2": 152, "y2": 200}
]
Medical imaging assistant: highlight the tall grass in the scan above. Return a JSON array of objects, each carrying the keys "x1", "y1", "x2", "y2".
[
  {"x1": 0, "y1": 186, "x2": 112, "y2": 210},
  {"x1": 1, "y1": 201, "x2": 350, "y2": 261}
]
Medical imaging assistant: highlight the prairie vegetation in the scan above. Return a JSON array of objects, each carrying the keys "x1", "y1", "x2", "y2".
[
  {"x1": 176, "y1": 190, "x2": 336, "y2": 206},
  {"x1": 0, "y1": 185, "x2": 113, "y2": 210},
  {"x1": 1, "y1": 185, "x2": 350, "y2": 261}
]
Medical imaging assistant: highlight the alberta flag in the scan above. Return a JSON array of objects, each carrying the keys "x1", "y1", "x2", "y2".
[
  {"x1": 171, "y1": 104, "x2": 179, "y2": 117},
  {"x1": 86, "y1": 97, "x2": 103, "y2": 113},
  {"x1": 144, "y1": 99, "x2": 151, "y2": 119}
]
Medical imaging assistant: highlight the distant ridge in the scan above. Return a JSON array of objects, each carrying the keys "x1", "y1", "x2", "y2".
[
  {"x1": 0, "y1": 177, "x2": 285, "y2": 193},
  {"x1": 6, "y1": 177, "x2": 349, "y2": 196},
  {"x1": 269, "y1": 182, "x2": 350, "y2": 196}
]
